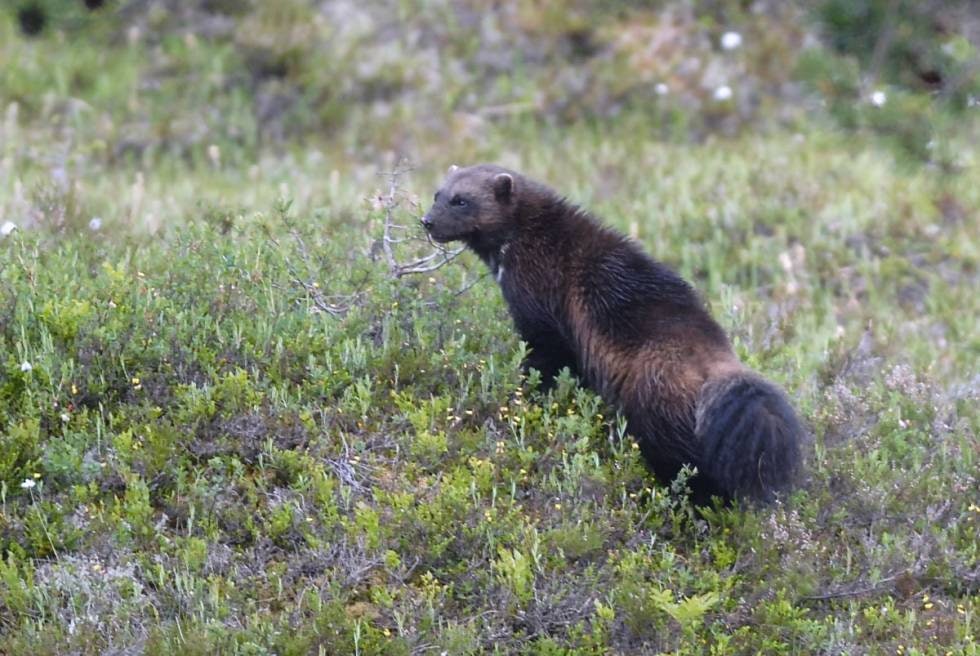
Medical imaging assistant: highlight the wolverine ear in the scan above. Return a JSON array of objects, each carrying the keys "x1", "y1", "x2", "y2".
[
  {"x1": 447, "y1": 164, "x2": 459, "y2": 175},
  {"x1": 493, "y1": 172, "x2": 513, "y2": 202}
]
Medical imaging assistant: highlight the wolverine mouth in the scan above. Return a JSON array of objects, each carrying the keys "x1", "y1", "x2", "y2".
[
  {"x1": 421, "y1": 221, "x2": 465, "y2": 244},
  {"x1": 424, "y1": 227, "x2": 455, "y2": 243}
]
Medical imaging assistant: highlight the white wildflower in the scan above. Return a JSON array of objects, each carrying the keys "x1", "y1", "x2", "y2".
[
  {"x1": 713, "y1": 85, "x2": 733, "y2": 101},
  {"x1": 20, "y1": 361, "x2": 32, "y2": 372},
  {"x1": 61, "y1": 413, "x2": 71, "y2": 423},
  {"x1": 870, "y1": 90, "x2": 887, "y2": 107},
  {"x1": 654, "y1": 83, "x2": 669, "y2": 96},
  {"x1": 88, "y1": 217, "x2": 103, "y2": 231},
  {"x1": 1, "y1": 221, "x2": 16, "y2": 236},
  {"x1": 720, "y1": 31, "x2": 742, "y2": 50},
  {"x1": 20, "y1": 478, "x2": 36, "y2": 490}
]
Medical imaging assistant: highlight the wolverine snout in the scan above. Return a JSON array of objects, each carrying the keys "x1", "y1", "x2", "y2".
[{"x1": 420, "y1": 214, "x2": 433, "y2": 228}]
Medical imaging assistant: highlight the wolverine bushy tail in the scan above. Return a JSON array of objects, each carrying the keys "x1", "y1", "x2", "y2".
[{"x1": 695, "y1": 372, "x2": 803, "y2": 504}]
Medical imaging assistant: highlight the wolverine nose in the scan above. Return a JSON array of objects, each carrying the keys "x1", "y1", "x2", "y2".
[{"x1": 420, "y1": 214, "x2": 432, "y2": 228}]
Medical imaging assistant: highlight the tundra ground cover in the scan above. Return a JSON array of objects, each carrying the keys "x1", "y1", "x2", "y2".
[{"x1": 1, "y1": 3, "x2": 978, "y2": 654}]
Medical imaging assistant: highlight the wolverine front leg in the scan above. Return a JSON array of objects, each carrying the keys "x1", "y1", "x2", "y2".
[
  {"x1": 521, "y1": 332, "x2": 579, "y2": 392},
  {"x1": 505, "y1": 292, "x2": 578, "y2": 391}
]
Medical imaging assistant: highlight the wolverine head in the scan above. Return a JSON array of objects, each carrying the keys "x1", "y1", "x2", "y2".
[{"x1": 421, "y1": 164, "x2": 516, "y2": 245}]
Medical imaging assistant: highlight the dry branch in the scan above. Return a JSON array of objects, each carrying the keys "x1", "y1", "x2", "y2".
[{"x1": 378, "y1": 161, "x2": 465, "y2": 279}]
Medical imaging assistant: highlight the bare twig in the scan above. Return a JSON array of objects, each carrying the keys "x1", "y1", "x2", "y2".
[
  {"x1": 324, "y1": 433, "x2": 372, "y2": 493},
  {"x1": 801, "y1": 573, "x2": 902, "y2": 602},
  {"x1": 264, "y1": 218, "x2": 361, "y2": 318},
  {"x1": 378, "y1": 161, "x2": 467, "y2": 279},
  {"x1": 380, "y1": 165, "x2": 402, "y2": 275},
  {"x1": 453, "y1": 271, "x2": 488, "y2": 297},
  {"x1": 266, "y1": 161, "x2": 478, "y2": 317}
]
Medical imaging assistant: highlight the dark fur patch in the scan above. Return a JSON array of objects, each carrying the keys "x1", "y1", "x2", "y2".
[{"x1": 696, "y1": 373, "x2": 803, "y2": 503}]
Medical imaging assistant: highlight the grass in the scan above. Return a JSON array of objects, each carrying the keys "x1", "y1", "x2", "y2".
[{"x1": 1, "y1": 5, "x2": 979, "y2": 655}]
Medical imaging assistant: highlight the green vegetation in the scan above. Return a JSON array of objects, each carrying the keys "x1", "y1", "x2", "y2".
[{"x1": 1, "y1": 2, "x2": 978, "y2": 654}]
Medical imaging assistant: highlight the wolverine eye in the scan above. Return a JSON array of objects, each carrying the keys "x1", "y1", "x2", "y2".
[{"x1": 450, "y1": 196, "x2": 467, "y2": 207}]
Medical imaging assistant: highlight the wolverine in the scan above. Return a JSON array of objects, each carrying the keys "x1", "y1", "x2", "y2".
[{"x1": 421, "y1": 164, "x2": 803, "y2": 505}]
